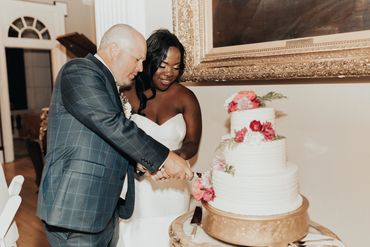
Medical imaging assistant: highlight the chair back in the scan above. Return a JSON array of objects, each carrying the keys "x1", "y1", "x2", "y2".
[
  {"x1": 0, "y1": 166, "x2": 9, "y2": 215},
  {"x1": 0, "y1": 164, "x2": 24, "y2": 247}
]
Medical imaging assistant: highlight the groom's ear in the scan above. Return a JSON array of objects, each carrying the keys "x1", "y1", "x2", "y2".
[{"x1": 108, "y1": 42, "x2": 120, "y2": 59}]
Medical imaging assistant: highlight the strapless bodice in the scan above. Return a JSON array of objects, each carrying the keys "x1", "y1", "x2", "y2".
[
  {"x1": 131, "y1": 113, "x2": 186, "y2": 150},
  {"x1": 118, "y1": 113, "x2": 190, "y2": 247}
]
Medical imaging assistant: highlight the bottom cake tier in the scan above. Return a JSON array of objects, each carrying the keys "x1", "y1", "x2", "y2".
[{"x1": 202, "y1": 196, "x2": 309, "y2": 247}]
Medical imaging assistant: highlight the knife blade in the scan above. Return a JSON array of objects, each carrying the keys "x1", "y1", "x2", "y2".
[
  {"x1": 297, "y1": 245, "x2": 337, "y2": 247},
  {"x1": 190, "y1": 206, "x2": 203, "y2": 237},
  {"x1": 289, "y1": 245, "x2": 337, "y2": 247},
  {"x1": 295, "y1": 238, "x2": 336, "y2": 247}
]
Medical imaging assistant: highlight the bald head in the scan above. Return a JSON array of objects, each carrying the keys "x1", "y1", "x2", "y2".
[
  {"x1": 97, "y1": 24, "x2": 147, "y2": 86},
  {"x1": 98, "y1": 24, "x2": 145, "y2": 52}
]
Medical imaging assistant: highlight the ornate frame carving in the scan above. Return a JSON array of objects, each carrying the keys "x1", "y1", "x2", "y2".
[{"x1": 172, "y1": 0, "x2": 370, "y2": 82}]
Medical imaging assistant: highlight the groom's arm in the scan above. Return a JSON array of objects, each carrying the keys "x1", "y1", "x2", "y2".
[{"x1": 60, "y1": 59, "x2": 168, "y2": 172}]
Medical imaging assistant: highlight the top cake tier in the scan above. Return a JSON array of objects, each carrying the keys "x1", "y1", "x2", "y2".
[
  {"x1": 224, "y1": 91, "x2": 285, "y2": 136},
  {"x1": 230, "y1": 107, "x2": 275, "y2": 135}
]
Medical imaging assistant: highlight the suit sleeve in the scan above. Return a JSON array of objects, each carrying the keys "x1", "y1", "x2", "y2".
[{"x1": 60, "y1": 59, "x2": 169, "y2": 173}]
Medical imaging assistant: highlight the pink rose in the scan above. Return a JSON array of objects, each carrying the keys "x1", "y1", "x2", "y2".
[
  {"x1": 233, "y1": 91, "x2": 256, "y2": 101},
  {"x1": 233, "y1": 91, "x2": 261, "y2": 110},
  {"x1": 191, "y1": 179, "x2": 205, "y2": 201},
  {"x1": 261, "y1": 122, "x2": 276, "y2": 140},
  {"x1": 250, "y1": 98, "x2": 261, "y2": 108},
  {"x1": 192, "y1": 188, "x2": 205, "y2": 201},
  {"x1": 192, "y1": 179, "x2": 203, "y2": 190},
  {"x1": 202, "y1": 188, "x2": 216, "y2": 202},
  {"x1": 234, "y1": 127, "x2": 247, "y2": 142},
  {"x1": 250, "y1": 120, "x2": 262, "y2": 131},
  {"x1": 228, "y1": 101, "x2": 238, "y2": 113}
]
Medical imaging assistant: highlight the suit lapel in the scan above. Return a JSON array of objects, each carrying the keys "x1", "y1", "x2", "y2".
[{"x1": 85, "y1": 54, "x2": 123, "y2": 112}]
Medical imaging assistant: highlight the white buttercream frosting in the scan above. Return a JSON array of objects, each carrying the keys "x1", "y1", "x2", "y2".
[
  {"x1": 210, "y1": 163, "x2": 302, "y2": 215},
  {"x1": 211, "y1": 105, "x2": 302, "y2": 216},
  {"x1": 230, "y1": 107, "x2": 275, "y2": 135},
  {"x1": 224, "y1": 138, "x2": 286, "y2": 173}
]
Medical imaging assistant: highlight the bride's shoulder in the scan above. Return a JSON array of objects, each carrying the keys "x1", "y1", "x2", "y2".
[
  {"x1": 169, "y1": 83, "x2": 195, "y2": 97},
  {"x1": 168, "y1": 83, "x2": 199, "y2": 107}
]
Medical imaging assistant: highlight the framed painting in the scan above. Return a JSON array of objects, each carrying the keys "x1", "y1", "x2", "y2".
[{"x1": 172, "y1": 0, "x2": 370, "y2": 82}]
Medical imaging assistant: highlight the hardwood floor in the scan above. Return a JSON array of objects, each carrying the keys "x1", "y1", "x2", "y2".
[{"x1": 3, "y1": 157, "x2": 50, "y2": 247}]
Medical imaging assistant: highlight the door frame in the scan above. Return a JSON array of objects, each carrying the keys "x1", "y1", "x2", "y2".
[{"x1": 0, "y1": 0, "x2": 67, "y2": 162}]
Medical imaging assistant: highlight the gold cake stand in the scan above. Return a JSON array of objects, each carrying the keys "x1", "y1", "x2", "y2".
[{"x1": 201, "y1": 196, "x2": 309, "y2": 247}]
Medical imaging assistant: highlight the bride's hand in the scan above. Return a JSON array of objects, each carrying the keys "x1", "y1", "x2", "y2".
[{"x1": 151, "y1": 168, "x2": 170, "y2": 181}]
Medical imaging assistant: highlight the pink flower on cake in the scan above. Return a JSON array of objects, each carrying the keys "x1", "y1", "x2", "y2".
[
  {"x1": 191, "y1": 172, "x2": 216, "y2": 202},
  {"x1": 234, "y1": 127, "x2": 247, "y2": 142},
  {"x1": 250, "y1": 120, "x2": 262, "y2": 131},
  {"x1": 224, "y1": 91, "x2": 286, "y2": 113},
  {"x1": 225, "y1": 91, "x2": 261, "y2": 113},
  {"x1": 261, "y1": 122, "x2": 276, "y2": 140},
  {"x1": 202, "y1": 188, "x2": 216, "y2": 202},
  {"x1": 228, "y1": 101, "x2": 238, "y2": 113},
  {"x1": 234, "y1": 121, "x2": 276, "y2": 143},
  {"x1": 192, "y1": 179, "x2": 206, "y2": 201},
  {"x1": 233, "y1": 91, "x2": 256, "y2": 101}
]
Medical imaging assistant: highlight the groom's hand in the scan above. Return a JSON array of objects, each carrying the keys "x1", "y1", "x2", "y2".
[{"x1": 161, "y1": 151, "x2": 193, "y2": 180}]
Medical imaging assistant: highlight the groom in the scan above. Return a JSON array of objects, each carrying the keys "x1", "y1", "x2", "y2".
[{"x1": 37, "y1": 24, "x2": 193, "y2": 247}]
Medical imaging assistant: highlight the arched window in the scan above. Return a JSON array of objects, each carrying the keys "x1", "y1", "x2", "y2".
[{"x1": 8, "y1": 16, "x2": 51, "y2": 40}]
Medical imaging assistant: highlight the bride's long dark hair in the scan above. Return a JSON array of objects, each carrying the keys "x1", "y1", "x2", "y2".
[{"x1": 136, "y1": 29, "x2": 186, "y2": 115}]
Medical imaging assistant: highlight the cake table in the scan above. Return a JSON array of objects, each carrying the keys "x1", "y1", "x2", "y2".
[{"x1": 169, "y1": 208, "x2": 344, "y2": 247}]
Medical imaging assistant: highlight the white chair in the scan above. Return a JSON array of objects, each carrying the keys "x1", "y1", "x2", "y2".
[{"x1": 0, "y1": 164, "x2": 24, "y2": 247}]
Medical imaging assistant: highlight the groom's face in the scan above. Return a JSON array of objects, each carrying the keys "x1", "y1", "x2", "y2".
[{"x1": 112, "y1": 42, "x2": 146, "y2": 87}]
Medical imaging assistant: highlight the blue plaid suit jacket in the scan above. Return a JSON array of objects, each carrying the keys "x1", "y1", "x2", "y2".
[{"x1": 37, "y1": 54, "x2": 169, "y2": 233}]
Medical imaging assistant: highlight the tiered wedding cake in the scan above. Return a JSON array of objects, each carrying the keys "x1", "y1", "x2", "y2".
[{"x1": 193, "y1": 91, "x2": 309, "y2": 247}]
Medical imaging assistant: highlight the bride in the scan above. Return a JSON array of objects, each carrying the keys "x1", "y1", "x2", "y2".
[{"x1": 117, "y1": 29, "x2": 202, "y2": 247}]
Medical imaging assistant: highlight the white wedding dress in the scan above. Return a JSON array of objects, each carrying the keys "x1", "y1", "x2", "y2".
[{"x1": 117, "y1": 113, "x2": 191, "y2": 247}]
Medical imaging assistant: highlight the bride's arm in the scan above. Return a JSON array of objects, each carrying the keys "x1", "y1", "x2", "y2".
[{"x1": 174, "y1": 86, "x2": 202, "y2": 161}]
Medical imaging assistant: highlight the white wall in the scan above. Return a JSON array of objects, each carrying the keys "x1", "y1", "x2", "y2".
[
  {"x1": 144, "y1": 0, "x2": 173, "y2": 38},
  {"x1": 190, "y1": 83, "x2": 370, "y2": 247},
  {"x1": 63, "y1": 0, "x2": 96, "y2": 43},
  {"x1": 143, "y1": 1, "x2": 370, "y2": 246}
]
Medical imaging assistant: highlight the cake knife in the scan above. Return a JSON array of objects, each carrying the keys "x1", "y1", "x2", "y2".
[
  {"x1": 289, "y1": 243, "x2": 337, "y2": 247},
  {"x1": 190, "y1": 206, "x2": 203, "y2": 237},
  {"x1": 293, "y1": 238, "x2": 336, "y2": 247}
]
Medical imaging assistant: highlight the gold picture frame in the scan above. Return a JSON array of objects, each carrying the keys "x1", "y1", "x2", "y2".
[{"x1": 172, "y1": 0, "x2": 370, "y2": 82}]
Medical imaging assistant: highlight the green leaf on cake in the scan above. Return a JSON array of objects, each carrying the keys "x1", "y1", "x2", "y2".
[
  {"x1": 216, "y1": 138, "x2": 238, "y2": 152},
  {"x1": 225, "y1": 164, "x2": 235, "y2": 176},
  {"x1": 276, "y1": 135, "x2": 285, "y2": 140},
  {"x1": 258, "y1": 92, "x2": 287, "y2": 107},
  {"x1": 215, "y1": 140, "x2": 228, "y2": 152}
]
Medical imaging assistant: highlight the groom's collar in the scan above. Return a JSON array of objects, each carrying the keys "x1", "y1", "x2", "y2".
[{"x1": 93, "y1": 54, "x2": 117, "y2": 83}]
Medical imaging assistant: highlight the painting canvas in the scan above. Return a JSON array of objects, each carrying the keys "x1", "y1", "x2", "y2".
[
  {"x1": 212, "y1": 0, "x2": 370, "y2": 47},
  {"x1": 172, "y1": 0, "x2": 370, "y2": 82}
]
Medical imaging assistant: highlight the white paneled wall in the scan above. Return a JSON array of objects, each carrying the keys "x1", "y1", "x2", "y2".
[{"x1": 94, "y1": 0, "x2": 145, "y2": 46}]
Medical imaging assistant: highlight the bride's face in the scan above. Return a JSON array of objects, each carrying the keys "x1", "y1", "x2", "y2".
[{"x1": 152, "y1": 46, "x2": 181, "y2": 91}]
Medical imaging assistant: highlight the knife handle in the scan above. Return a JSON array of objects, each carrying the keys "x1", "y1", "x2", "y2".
[{"x1": 191, "y1": 225, "x2": 198, "y2": 237}]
